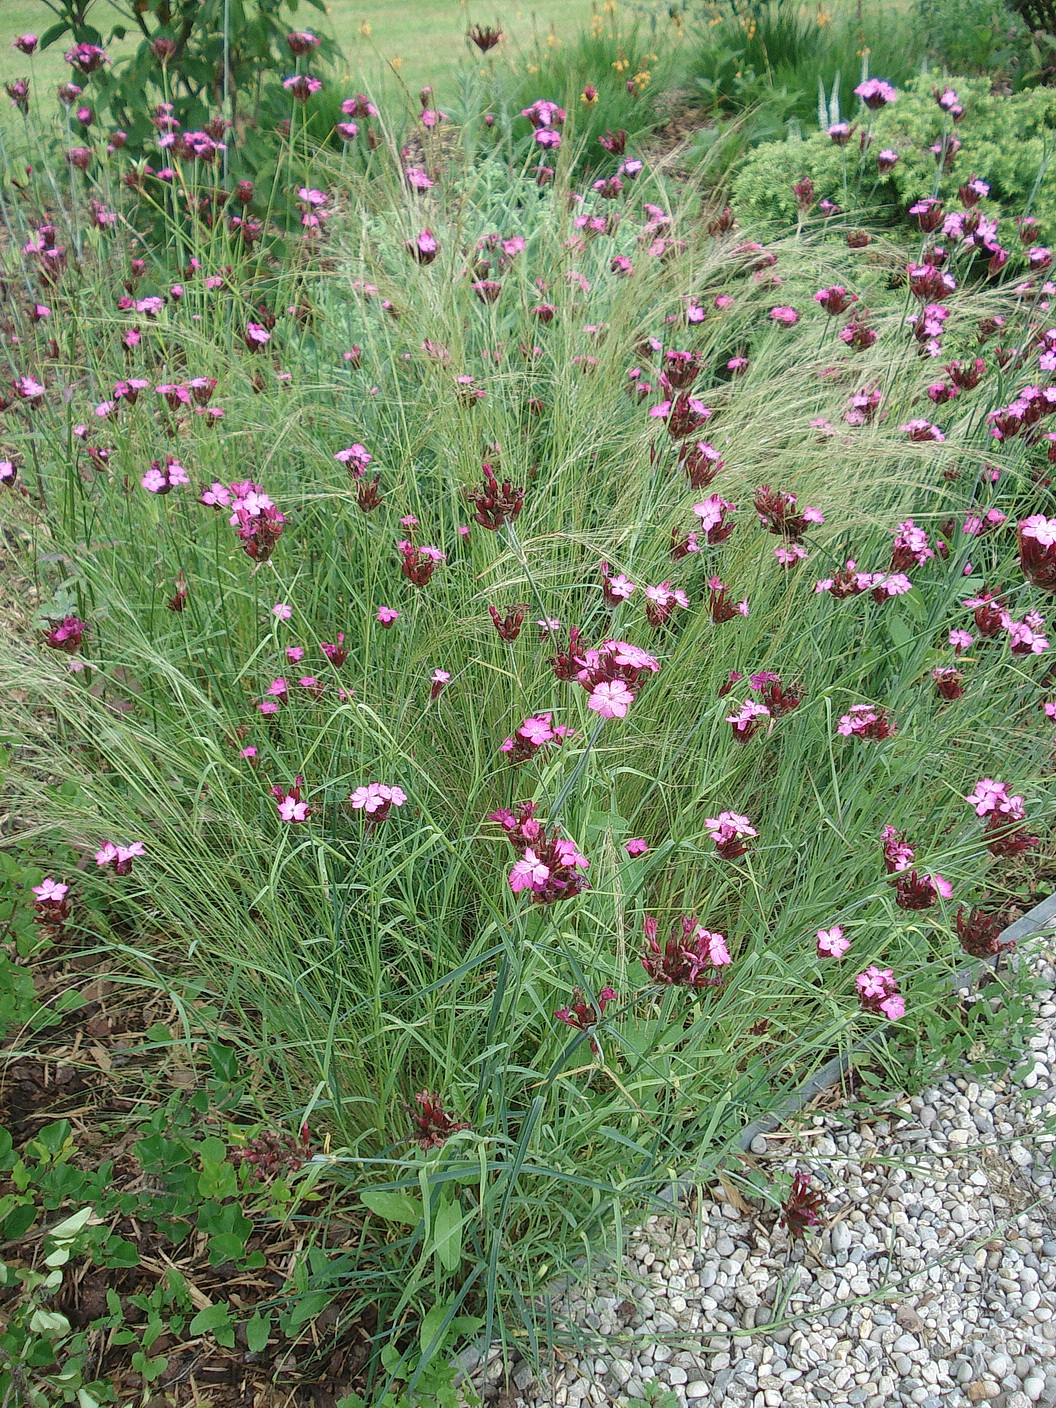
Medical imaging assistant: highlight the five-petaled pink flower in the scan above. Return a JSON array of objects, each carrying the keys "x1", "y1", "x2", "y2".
[
  {"x1": 726, "y1": 699, "x2": 770, "y2": 741},
  {"x1": 704, "y1": 811, "x2": 756, "y2": 860},
  {"x1": 966, "y1": 778, "x2": 1024, "y2": 818},
  {"x1": 899, "y1": 418, "x2": 945, "y2": 443},
  {"x1": 837, "y1": 704, "x2": 897, "y2": 740},
  {"x1": 33, "y1": 878, "x2": 69, "y2": 904},
  {"x1": 510, "y1": 848, "x2": 550, "y2": 892},
  {"x1": 588, "y1": 680, "x2": 635, "y2": 719},
  {"x1": 816, "y1": 926, "x2": 850, "y2": 959},
  {"x1": 335, "y1": 444, "x2": 372, "y2": 475},
  {"x1": 692, "y1": 496, "x2": 737, "y2": 544},
  {"x1": 277, "y1": 794, "x2": 310, "y2": 822},
  {"x1": 1019, "y1": 514, "x2": 1056, "y2": 592},
  {"x1": 855, "y1": 966, "x2": 905, "y2": 1019},
  {"x1": 601, "y1": 564, "x2": 635, "y2": 604},
  {"x1": 881, "y1": 825, "x2": 915, "y2": 873},
  {"x1": 350, "y1": 782, "x2": 407, "y2": 822},
  {"x1": 95, "y1": 841, "x2": 145, "y2": 874}
]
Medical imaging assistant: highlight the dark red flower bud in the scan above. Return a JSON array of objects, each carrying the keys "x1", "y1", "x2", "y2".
[
  {"x1": 955, "y1": 906, "x2": 1011, "y2": 958},
  {"x1": 780, "y1": 1171, "x2": 824, "y2": 1240},
  {"x1": 467, "y1": 24, "x2": 503, "y2": 52},
  {"x1": 467, "y1": 463, "x2": 523, "y2": 530},
  {"x1": 488, "y1": 603, "x2": 528, "y2": 641}
]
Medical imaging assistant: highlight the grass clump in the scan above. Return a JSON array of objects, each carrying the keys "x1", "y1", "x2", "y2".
[{"x1": 0, "y1": 32, "x2": 1053, "y2": 1399}]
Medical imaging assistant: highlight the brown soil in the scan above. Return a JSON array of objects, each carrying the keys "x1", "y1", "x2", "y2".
[{"x1": 0, "y1": 943, "x2": 376, "y2": 1406}]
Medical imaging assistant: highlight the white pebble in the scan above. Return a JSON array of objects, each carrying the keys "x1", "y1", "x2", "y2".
[{"x1": 512, "y1": 949, "x2": 1056, "y2": 1408}]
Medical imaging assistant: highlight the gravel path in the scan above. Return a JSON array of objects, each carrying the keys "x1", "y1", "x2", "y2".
[{"x1": 478, "y1": 941, "x2": 1056, "y2": 1408}]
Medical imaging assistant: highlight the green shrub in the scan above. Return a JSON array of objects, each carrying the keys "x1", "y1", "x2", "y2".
[
  {"x1": 918, "y1": 0, "x2": 1029, "y2": 80},
  {"x1": 731, "y1": 73, "x2": 1056, "y2": 227},
  {"x1": 31, "y1": 0, "x2": 338, "y2": 181}
]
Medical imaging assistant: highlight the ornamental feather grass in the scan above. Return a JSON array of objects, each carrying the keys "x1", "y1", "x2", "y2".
[{"x1": 0, "y1": 72, "x2": 1053, "y2": 1379}]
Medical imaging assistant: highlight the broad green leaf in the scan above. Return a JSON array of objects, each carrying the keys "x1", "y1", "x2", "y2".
[
  {"x1": 245, "y1": 1311, "x2": 271, "y2": 1353},
  {"x1": 360, "y1": 1189, "x2": 423, "y2": 1224},
  {"x1": 886, "y1": 613, "x2": 914, "y2": 663},
  {"x1": 282, "y1": 1289, "x2": 331, "y2": 1331},
  {"x1": 189, "y1": 1303, "x2": 232, "y2": 1336},
  {"x1": 2, "y1": 1204, "x2": 36, "y2": 1240},
  {"x1": 429, "y1": 1195, "x2": 464, "y2": 1273},
  {"x1": 38, "y1": 22, "x2": 71, "y2": 51},
  {"x1": 420, "y1": 1301, "x2": 452, "y2": 1353},
  {"x1": 50, "y1": 1206, "x2": 94, "y2": 1241}
]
